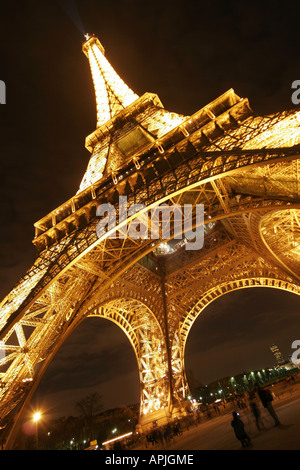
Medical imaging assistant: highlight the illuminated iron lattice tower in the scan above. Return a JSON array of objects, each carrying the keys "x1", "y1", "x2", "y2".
[{"x1": 0, "y1": 34, "x2": 300, "y2": 448}]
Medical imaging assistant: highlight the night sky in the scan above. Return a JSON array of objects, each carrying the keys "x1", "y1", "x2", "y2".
[{"x1": 0, "y1": 0, "x2": 300, "y2": 419}]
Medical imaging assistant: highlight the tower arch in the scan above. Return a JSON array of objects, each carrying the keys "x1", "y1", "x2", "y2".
[
  {"x1": 168, "y1": 274, "x2": 300, "y2": 404},
  {"x1": 0, "y1": 33, "x2": 299, "y2": 448},
  {"x1": 178, "y1": 275, "x2": 300, "y2": 353},
  {"x1": 87, "y1": 297, "x2": 170, "y2": 427}
]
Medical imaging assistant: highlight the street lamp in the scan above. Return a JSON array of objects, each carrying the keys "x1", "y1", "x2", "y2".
[{"x1": 33, "y1": 412, "x2": 41, "y2": 450}]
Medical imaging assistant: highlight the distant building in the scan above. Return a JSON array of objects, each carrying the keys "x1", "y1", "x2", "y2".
[
  {"x1": 270, "y1": 343, "x2": 285, "y2": 366},
  {"x1": 192, "y1": 365, "x2": 298, "y2": 405}
]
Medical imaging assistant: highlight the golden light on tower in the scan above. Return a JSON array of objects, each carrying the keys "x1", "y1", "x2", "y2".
[
  {"x1": 78, "y1": 33, "x2": 186, "y2": 192},
  {"x1": 0, "y1": 31, "x2": 300, "y2": 449},
  {"x1": 82, "y1": 34, "x2": 139, "y2": 128}
]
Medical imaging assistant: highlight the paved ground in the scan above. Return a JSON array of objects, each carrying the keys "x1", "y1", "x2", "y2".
[{"x1": 134, "y1": 382, "x2": 300, "y2": 451}]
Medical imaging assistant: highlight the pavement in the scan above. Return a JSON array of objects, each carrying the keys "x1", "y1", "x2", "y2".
[{"x1": 134, "y1": 381, "x2": 300, "y2": 451}]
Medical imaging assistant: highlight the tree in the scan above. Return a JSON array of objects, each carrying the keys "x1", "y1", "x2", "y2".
[{"x1": 75, "y1": 392, "x2": 103, "y2": 440}]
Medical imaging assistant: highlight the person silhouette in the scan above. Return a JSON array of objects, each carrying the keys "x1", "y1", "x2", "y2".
[
  {"x1": 248, "y1": 390, "x2": 264, "y2": 430},
  {"x1": 256, "y1": 385, "x2": 280, "y2": 427},
  {"x1": 231, "y1": 411, "x2": 251, "y2": 447}
]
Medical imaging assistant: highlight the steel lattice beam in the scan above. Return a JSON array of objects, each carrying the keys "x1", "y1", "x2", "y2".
[{"x1": 1, "y1": 36, "x2": 300, "y2": 447}]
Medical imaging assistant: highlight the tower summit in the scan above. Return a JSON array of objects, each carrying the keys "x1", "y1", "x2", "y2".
[
  {"x1": 82, "y1": 34, "x2": 139, "y2": 128},
  {"x1": 78, "y1": 34, "x2": 186, "y2": 192}
]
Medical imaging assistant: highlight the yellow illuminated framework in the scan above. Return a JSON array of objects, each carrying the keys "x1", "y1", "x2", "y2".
[{"x1": 0, "y1": 34, "x2": 300, "y2": 448}]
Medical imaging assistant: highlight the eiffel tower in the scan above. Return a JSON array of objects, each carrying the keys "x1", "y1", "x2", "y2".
[{"x1": 1, "y1": 33, "x2": 300, "y2": 448}]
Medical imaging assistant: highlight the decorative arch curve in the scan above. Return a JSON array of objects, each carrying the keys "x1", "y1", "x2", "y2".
[
  {"x1": 170, "y1": 275, "x2": 300, "y2": 405},
  {"x1": 179, "y1": 275, "x2": 300, "y2": 349},
  {"x1": 85, "y1": 296, "x2": 171, "y2": 426}
]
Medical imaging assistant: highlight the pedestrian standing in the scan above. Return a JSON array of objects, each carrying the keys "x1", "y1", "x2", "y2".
[
  {"x1": 256, "y1": 385, "x2": 280, "y2": 427},
  {"x1": 231, "y1": 411, "x2": 251, "y2": 447},
  {"x1": 248, "y1": 390, "x2": 264, "y2": 430}
]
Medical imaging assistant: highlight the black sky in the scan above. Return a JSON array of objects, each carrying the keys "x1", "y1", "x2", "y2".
[{"x1": 0, "y1": 0, "x2": 300, "y2": 419}]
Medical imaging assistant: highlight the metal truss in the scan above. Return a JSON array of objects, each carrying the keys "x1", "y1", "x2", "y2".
[{"x1": 1, "y1": 36, "x2": 300, "y2": 447}]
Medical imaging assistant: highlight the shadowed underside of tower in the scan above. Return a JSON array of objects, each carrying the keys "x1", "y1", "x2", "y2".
[{"x1": 0, "y1": 33, "x2": 300, "y2": 448}]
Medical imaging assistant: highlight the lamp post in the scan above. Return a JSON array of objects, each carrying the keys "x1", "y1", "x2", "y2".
[{"x1": 33, "y1": 412, "x2": 41, "y2": 450}]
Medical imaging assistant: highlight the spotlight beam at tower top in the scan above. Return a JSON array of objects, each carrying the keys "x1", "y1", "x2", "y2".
[{"x1": 58, "y1": 0, "x2": 86, "y2": 36}]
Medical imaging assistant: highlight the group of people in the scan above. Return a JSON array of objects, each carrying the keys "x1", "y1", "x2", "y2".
[
  {"x1": 231, "y1": 384, "x2": 281, "y2": 447},
  {"x1": 144, "y1": 421, "x2": 183, "y2": 447}
]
